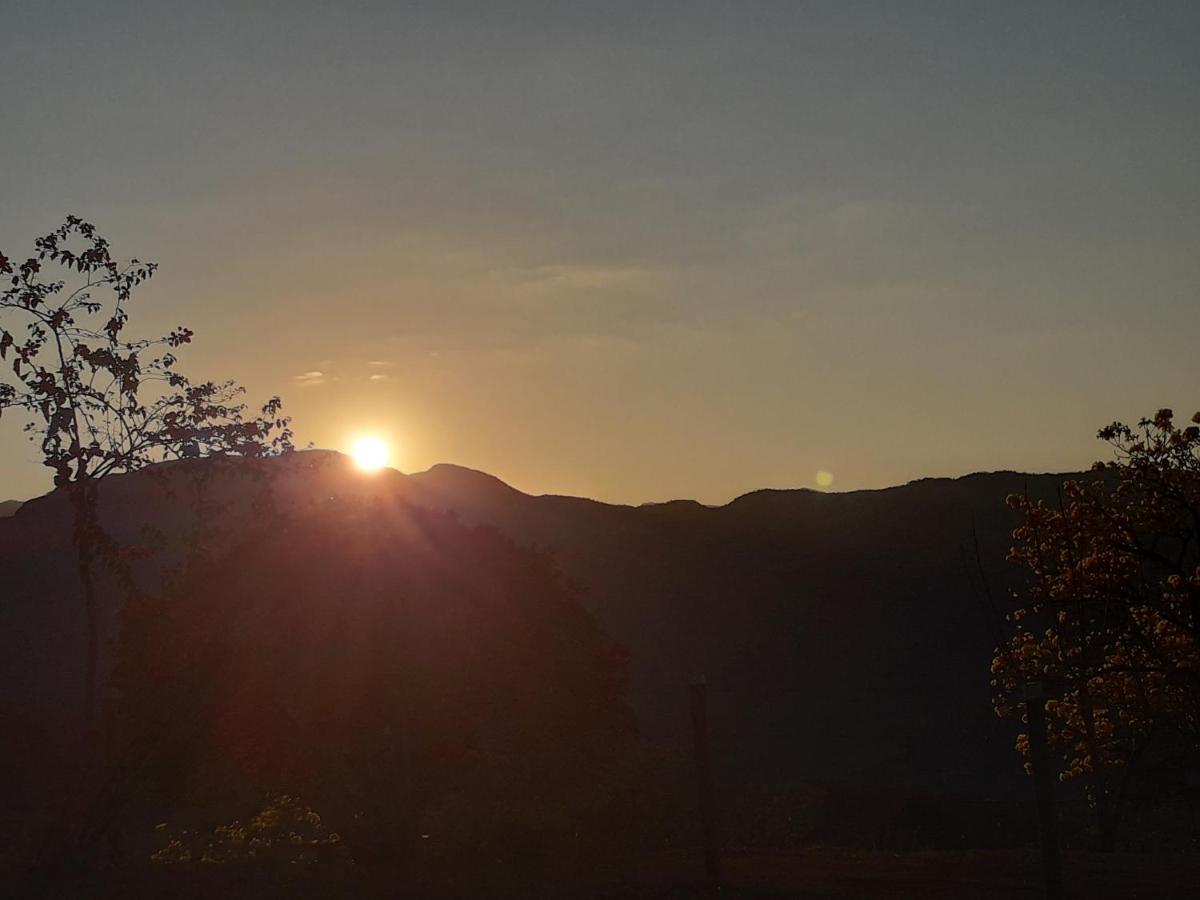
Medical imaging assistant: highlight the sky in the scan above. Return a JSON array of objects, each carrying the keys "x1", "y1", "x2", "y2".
[{"x1": 1, "y1": 1, "x2": 1198, "y2": 504}]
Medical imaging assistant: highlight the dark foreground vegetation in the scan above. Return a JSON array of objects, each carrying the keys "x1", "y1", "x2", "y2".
[
  {"x1": 3, "y1": 221, "x2": 1198, "y2": 895},
  {"x1": 3, "y1": 439, "x2": 1198, "y2": 897}
]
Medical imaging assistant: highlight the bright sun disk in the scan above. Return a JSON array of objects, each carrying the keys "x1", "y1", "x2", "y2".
[{"x1": 352, "y1": 436, "x2": 389, "y2": 471}]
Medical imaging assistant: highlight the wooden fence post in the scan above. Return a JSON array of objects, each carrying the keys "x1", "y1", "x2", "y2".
[
  {"x1": 689, "y1": 679, "x2": 722, "y2": 896},
  {"x1": 1022, "y1": 682, "x2": 1064, "y2": 900}
]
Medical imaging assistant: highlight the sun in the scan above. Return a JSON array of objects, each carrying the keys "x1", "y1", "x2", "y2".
[{"x1": 351, "y1": 436, "x2": 390, "y2": 472}]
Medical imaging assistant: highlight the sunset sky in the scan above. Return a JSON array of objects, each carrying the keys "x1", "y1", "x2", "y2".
[{"x1": 1, "y1": 2, "x2": 1197, "y2": 504}]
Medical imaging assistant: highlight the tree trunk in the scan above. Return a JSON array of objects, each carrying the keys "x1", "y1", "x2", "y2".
[
  {"x1": 76, "y1": 535, "x2": 98, "y2": 724},
  {"x1": 1077, "y1": 686, "x2": 1118, "y2": 851},
  {"x1": 1026, "y1": 698, "x2": 1064, "y2": 900},
  {"x1": 70, "y1": 479, "x2": 101, "y2": 725}
]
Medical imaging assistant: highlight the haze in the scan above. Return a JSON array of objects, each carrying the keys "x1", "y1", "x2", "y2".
[{"x1": 1, "y1": 2, "x2": 1197, "y2": 504}]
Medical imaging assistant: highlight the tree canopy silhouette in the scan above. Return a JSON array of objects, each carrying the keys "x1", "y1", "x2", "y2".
[
  {"x1": 109, "y1": 494, "x2": 638, "y2": 869},
  {"x1": 993, "y1": 408, "x2": 1200, "y2": 847},
  {"x1": 0, "y1": 216, "x2": 294, "y2": 723}
]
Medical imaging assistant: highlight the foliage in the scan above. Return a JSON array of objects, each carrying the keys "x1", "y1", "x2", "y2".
[
  {"x1": 0, "y1": 216, "x2": 293, "y2": 485},
  {"x1": 150, "y1": 794, "x2": 346, "y2": 866},
  {"x1": 0, "y1": 216, "x2": 294, "y2": 729},
  {"x1": 108, "y1": 496, "x2": 638, "y2": 868},
  {"x1": 0, "y1": 217, "x2": 298, "y2": 874},
  {"x1": 992, "y1": 408, "x2": 1200, "y2": 837}
]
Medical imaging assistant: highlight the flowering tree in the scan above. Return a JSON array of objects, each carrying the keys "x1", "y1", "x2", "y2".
[
  {"x1": 992, "y1": 408, "x2": 1200, "y2": 846},
  {"x1": 0, "y1": 216, "x2": 294, "y2": 724}
]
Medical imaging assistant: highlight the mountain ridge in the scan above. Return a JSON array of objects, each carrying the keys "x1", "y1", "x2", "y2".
[
  {"x1": 0, "y1": 456, "x2": 1084, "y2": 514},
  {"x1": 0, "y1": 452, "x2": 1090, "y2": 810}
]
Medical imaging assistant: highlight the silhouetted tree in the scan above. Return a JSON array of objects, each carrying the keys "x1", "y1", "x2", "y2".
[
  {"x1": 108, "y1": 496, "x2": 638, "y2": 880},
  {"x1": 993, "y1": 408, "x2": 1200, "y2": 847},
  {"x1": 0, "y1": 217, "x2": 294, "y2": 725}
]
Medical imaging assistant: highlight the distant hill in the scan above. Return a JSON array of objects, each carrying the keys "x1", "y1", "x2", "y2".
[
  {"x1": 0, "y1": 452, "x2": 1084, "y2": 818},
  {"x1": 0, "y1": 500, "x2": 21, "y2": 517}
]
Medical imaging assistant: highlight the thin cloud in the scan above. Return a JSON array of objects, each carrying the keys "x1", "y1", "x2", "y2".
[
  {"x1": 293, "y1": 371, "x2": 326, "y2": 386},
  {"x1": 499, "y1": 263, "x2": 665, "y2": 295}
]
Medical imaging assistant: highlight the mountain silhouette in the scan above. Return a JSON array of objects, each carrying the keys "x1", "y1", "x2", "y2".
[
  {"x1": 0, "y1": 452, "x2": 1082, "y2": 838},
  {"x1": 0, "y1": 499, "x2": 20, "y2": 517}
]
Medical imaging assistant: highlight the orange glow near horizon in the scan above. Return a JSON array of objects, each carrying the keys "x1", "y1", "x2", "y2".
[{"x1": 351, "y1": 436, "x2": 390, "y2": 472}]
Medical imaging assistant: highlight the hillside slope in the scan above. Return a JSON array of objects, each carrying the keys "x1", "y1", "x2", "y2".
[{"x1": 0, "y1": 453, "x2": 1080, "y2": 806}]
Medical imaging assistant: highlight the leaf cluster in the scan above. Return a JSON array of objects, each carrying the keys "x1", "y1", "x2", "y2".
[
  {"x1": 993, "y1": 409, "x2": 1200, "y2": 785},
  {"x1": 0, "y1": 216, "x2": 293, "y2": 488}
]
